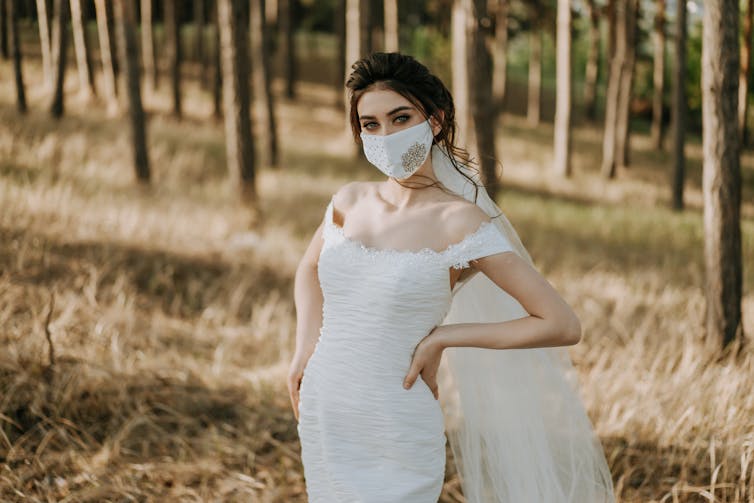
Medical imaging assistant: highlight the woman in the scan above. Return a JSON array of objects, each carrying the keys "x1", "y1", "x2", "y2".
[{"x1": 289, "y1": 52, "x2": 615, "y2": 502}]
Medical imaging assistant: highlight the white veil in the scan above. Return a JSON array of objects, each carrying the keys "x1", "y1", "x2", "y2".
[{"x1": 431, "y1": 144, "x2": 616, "y2": 502}]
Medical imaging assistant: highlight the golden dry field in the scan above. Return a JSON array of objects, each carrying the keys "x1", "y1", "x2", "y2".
[{"x1": 1, "y1": 56, "x2": 754, "y2": 502}]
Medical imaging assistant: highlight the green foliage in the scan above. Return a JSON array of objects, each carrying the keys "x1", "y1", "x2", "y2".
[
  {"x1": 570, "y1": 8, "x2": 599, "y2": 106},
  {"x1": 504, "y1": 22, "x2": 558, "y2": 98},
  {"x1": 288, "y1": 0, "x2": 719, "y2": 132},
  {"x1": 401, "y1": 24, "x2": 453, "y2": 86},
  {"x1": 298, "y1": 0, "x2": 336, "y2": 33}
]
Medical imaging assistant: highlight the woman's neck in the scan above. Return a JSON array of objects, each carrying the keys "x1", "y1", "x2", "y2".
[{"x1": 380, "y1": 154, "x2": 442, "y2": 209}]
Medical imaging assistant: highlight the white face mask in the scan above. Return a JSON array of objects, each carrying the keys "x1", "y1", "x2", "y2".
[{"x1": 359, "y1": 119, "x2": 434, "y2": 179}]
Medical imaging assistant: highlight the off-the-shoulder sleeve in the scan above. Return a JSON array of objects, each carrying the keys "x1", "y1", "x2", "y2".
[
  {"x1": 446, "y1": 221, "x2": 516, "y2": 270},
  {"x1": 323, "y1": 197, "x2": 334, "y2": 225},
  {"x1": 320, "y1": 197, "x2": 336, "y2": 243}
]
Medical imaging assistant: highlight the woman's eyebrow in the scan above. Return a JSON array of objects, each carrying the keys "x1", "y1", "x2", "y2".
[{"x1": 359, "y1": 106, "x2": 416, "y2": 121}]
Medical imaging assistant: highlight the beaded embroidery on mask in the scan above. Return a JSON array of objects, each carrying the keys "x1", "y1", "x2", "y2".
[{"x1": 401, "y1": 142, "x2": 428, "y2": 174}]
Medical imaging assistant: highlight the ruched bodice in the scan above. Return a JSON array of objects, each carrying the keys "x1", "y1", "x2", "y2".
[{"x1": 296, "y1": 196, "x2": 516, "y2": 502}]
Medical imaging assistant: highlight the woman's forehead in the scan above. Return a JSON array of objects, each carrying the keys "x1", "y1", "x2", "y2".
[{"x1": 357, "y1": 88, "x2": 414, "y2": 116}]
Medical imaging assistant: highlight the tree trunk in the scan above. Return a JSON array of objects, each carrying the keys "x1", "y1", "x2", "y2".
[
  {"x1": 9, "y1": 0, "x2": 26, "y2": 112},
  {"x1": 95, "y1": 0, "x2": 118, "y2": 114},
  {"x1": 601, "y1": 0, "x2": 625, "y2": 178},
  {"x1": 164, "y1": 0, "x2": 182, "y2": 118},
  {"x1": 334, "y1": 0, "x2": 345, "y2": 110},
  {"x1": 701, "y1": 0, "x2": 744, "y2": 349},
  {"x1": 469, "y1": 0, "x2": 498, "y2": 196},
  {"x1": 615, "y1": 0, "x2": 638, "y2": 169},
  {"x1": 491, "y1": 0, "x2": 508, "y2": 112},
  {"x1": 36, "y1": 0, "x2": 52, "y2": 86},
  {"x1": 671, "y1": 0, "x2": 687, "y2": 209},
  {"x1": 266, "y1": 0, "x2": 277, "y2": 24},
  {"x1": 651, "y1": 0, "x2": 665, "y2": 149},
  {"x1": 194, "y1": 0, "x2": 203, "y2": 62},
  {"x1": 195, "y1": 0, "x2": 208, "y2": 88},
  {"x1": 106, "y1": 0, "x2": 118, "y2": 77},
  {"x1": 218, "y1": 0, "x2": 256, "y2": 204},
  {"x1": 49, "y1": 0, "x2": 68, "y2": 117},
  {"x1": 452, "y1": 0, "x2": 471, "y2": 148},
  {"x1": 140, "y1": 0, "x2": 157, "y2": 94},
  {"x1": 251, "y1": 0, "x2": 279, "y2": 168},
  {"x1": 113, "y1": 0, "x2": 150, "y2": 182},
  {"x1": 358, "y1": 0, "x2": 370, "y2": 55},
  {"x1": 526, "y1": 20, "x2": 541, "y2": 127},
  {"x1": 70, "y1": 0, "x2": 94, "y2": 100},
  {"x1": 81, "y1": 1, "x2": 95, "y2": 89},
  {"x1": 606, "y1": 0, "x2": 616, "y2": 60},
  {"x1": 583, "y1": 0, "x2": 600, "y2": 119},
  {"x1": 344, "y1": 0, "x2": 360, "y2": 122},
  {"x1": 552, "y1": 0, "x2": 571, "y2": 177},
  {"x1": 2, "y1": 0, "x2": 9, "y2": 59},
  {"x1": 739, "y1": 0, "x2": 753, "y2": 146},
  {"x1": 280, "y1": 0, "x2": 296, "y2": 98},
  {"x1": 212, "y1": 2, "x2": 222, "y2": 120},
  {"x1": 383, "y1": 0, "x2": 397, "y2": 52}
]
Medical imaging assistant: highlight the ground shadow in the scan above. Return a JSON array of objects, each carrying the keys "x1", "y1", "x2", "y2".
[
  {"x1": 0, "y1": 223, "x2": 291, "y2": 322},
  {"x1": 0, "y1": 358, "x2": 303, "y2": 501}
]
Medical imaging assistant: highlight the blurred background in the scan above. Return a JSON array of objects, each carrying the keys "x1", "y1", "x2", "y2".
[{"x1": 1, "y1": 0, "x2": 753, "y2": 501}]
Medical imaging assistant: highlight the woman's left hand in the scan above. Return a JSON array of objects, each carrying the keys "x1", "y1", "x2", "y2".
[{"x1": 404, "y1": 325, "x2": 446, "y2": 399}]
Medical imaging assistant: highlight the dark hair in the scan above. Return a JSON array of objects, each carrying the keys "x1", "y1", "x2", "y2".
[{"x1": 345, "y1": 52, "x2": 488, "y2": 204}]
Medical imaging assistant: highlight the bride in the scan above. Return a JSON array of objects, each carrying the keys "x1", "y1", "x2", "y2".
[{"x1": 289, "y1": 52, "x2": 615, "y2": 502}]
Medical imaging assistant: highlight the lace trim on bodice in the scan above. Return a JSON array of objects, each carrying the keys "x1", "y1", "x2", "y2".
[{"x1": 322, "y1": 197, "x2": 504, "y2": 270}]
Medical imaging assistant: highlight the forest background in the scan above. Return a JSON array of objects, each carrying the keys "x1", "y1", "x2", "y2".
[{"x1": 0, "y1": 0, "x2": 753, "y2": 501}]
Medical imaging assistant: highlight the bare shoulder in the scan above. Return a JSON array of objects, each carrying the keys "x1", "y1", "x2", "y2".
[
  {"x1": 440, "y1": 197, "x2": 493, "y2": 242},
  {"x1": 330, "y1": 181, "x2": 375, "y2": 227},
  {"x1": 331, "y1": 181, "x2": 373, "y2": 210}
]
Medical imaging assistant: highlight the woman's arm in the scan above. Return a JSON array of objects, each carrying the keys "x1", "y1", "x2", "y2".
[
  {"x1": 288, "y1": 221, "x2": 325, "y2": 421},
  {"x1": 403, "y1": 252, "x2": 581, "y2": 394},
  {"x1": 437, "y1": 251, "x2": 581, "y2": 350}
]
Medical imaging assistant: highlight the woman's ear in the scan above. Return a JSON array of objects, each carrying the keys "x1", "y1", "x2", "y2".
[{"x1": 429, "y1": 110, "x2": 444, "y2": 137}]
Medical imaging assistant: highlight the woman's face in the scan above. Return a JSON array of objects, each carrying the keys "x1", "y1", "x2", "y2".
[{"x1": 357, "y1": 88, "x2": 442, "y2": 137}]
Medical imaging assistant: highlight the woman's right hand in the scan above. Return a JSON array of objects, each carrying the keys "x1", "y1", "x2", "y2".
[{"x1": 287, "y1": 355, "x2": 309, "y2": 422}]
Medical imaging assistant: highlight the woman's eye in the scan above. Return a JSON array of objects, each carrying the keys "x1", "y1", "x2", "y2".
[{"x1": 361, "y1": 115, "x2": 409, "y2": 130}]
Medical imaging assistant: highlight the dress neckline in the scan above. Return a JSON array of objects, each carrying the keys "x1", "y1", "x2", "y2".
[{"x1": 324, "y1": 198, "x2": 494, "y2": 257}]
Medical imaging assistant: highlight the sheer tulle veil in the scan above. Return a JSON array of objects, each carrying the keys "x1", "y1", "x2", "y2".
[{"x1": 431, "y1": 144, "x2": 616, "y2": 502}]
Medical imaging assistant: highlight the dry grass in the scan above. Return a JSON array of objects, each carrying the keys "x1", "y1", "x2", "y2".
[{"x1": 1, "y1": 56, "x2": 753, "y2": 502}]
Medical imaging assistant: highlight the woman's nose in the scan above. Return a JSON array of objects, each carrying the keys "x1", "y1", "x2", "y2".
[{"x1": 382, "y1": 124, "x2": 399, "y2": 136}]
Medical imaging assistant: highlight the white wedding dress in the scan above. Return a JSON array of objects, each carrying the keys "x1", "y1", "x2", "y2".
[{"x1": 296, "y1": 196, "x2": 516, "y2": 502}]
